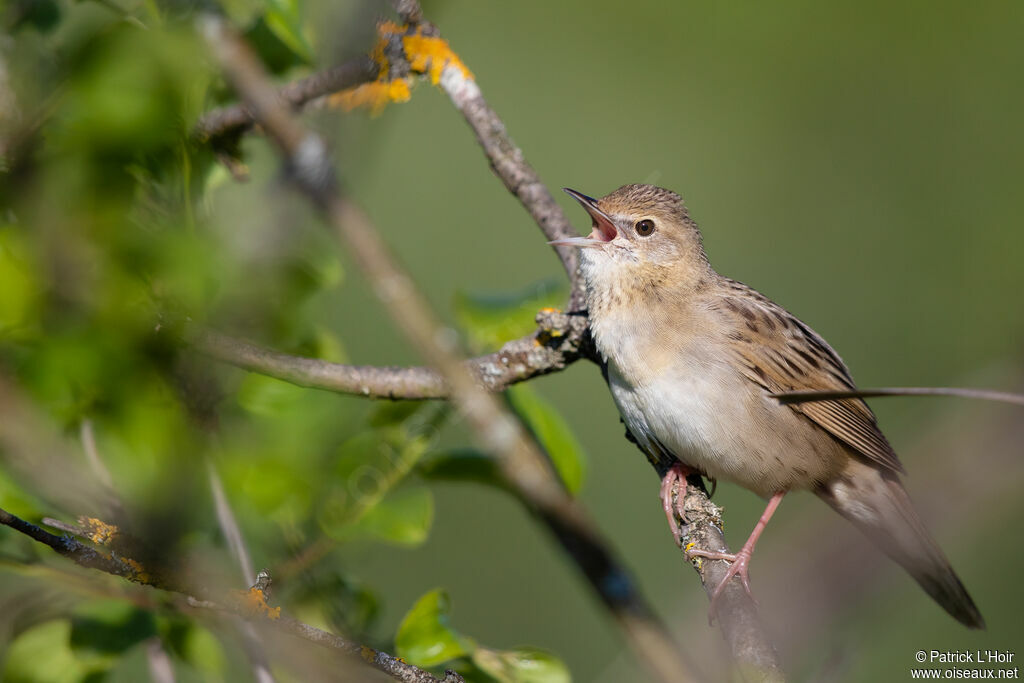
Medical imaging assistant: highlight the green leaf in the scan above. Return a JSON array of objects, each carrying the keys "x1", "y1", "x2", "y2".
[
  {"x1": 0, "y1": 227, "x2": 42, "y2": 340},
  {"x1": 244, "y1": 10, "x2": 310, "y2": 74},
  {"x1": 3, "y1": 620, "x2": 98, "y2": 683},
  {"x1": 291, "y1": 571, "x2": 380, "y2": 636},
  {"x1": 419, "y1": 448, "x2": 509, "y2": 493},
  {"x1": 472, "y1": 647, "x2": 572, "y2": 683},
  {"x1": 70, "y1": 601, "x2": 157, "y2": 659},
  {"x1": 454, "y1": 280, "x2": 565, "y2": 352},
  {"x1": 11, "y1": 0, "x2": 61, "y2": 33},
  {"x1": 369, "y1": 400, "x2": 426, "y2": 429},
  {"x1": 162, "y1": 619, "x2": 226, "y2": 679},
  {"x1": 395, "y1": 590, "x2": 474, "y2": 668},
  {"x1": 338, "y1": 486, "x2": 434, "y2": 547},
  {"x1": 264, "y1": 0, "x2": 314, "y2": 62},
  {"x1": 506, "y1": 385, "x2": 587, "y2": 495}
]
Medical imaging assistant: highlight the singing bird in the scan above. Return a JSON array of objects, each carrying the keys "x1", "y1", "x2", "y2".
[{"x1": 551, "y1": 184, "x2": 983, "y2": 628}]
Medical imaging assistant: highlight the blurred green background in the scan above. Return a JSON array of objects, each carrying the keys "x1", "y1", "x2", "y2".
[{"x1": 1, "y1": 0, "x2": 1023, "y2": 680}]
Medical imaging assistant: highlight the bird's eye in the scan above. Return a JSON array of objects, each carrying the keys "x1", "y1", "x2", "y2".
[{"x1": 635, "y1": 219, "x2": 656, "y2": 237}]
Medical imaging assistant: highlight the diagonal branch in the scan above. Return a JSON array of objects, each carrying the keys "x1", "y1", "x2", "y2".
[
  {"x1": 432, "y1": 56, "x2": 582, "y2": 304},
  {"x1": 671, "y1": 481, "x2": 785, "y2": 681},
  {"x1": 0, "y1": 507, "x2": 461, "y2": 683}
]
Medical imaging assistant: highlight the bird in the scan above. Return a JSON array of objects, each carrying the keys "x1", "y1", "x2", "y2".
[{"x1": 550, "y1": 183, "x2": 983, "y2": 628}]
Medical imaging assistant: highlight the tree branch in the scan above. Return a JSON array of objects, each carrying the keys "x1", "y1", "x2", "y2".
[
  {"x1": 198, "y1": 13, "x2": 696, "y2": 683},
  {"x1": 0, "y1": 507, "x2": 461, "y2": 683},
  {"x1": 194, "y1": 55, "x2": 378, "y2": 143},
  {"x1": 187, "y1": 309, "x2": 591, "y2": 399},
  {"x1": 672, "y1": 482, "x2": 785, "y2": 681}
]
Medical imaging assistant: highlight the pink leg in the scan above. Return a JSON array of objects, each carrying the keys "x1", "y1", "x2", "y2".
[
  {"x1": 687, "y1": 491, "x2": 785, "y2": 616},
  {"x1": 659, "y1": 463, "x2": 692, "y2": 546}
]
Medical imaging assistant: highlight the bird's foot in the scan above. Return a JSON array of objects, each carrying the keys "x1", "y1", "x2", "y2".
[
  {"x1": 686, "y1": 545, "x2": 755, "y2": 615},
  {"x1": 686, "y1": 491, "x2": 786, "y2": 623},
  {"x1": 659, "y1": 463, "x2": 691, "y2": 546}
]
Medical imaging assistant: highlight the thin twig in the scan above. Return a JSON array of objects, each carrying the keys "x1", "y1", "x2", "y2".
[
  {"x1": 772, "y1": 386, "x2": 1024, "y2": 407},
  {"x1": 390, "y1": 0, "x2": 424, "y2": 25},
  {"x1": 198, "y1": 14, "x2": 695, "y2": 683},
  {"x1": 79, "y1": 420, "x2": 115, "y2": 491},
  {"x1": 0, "y1": 506, "x2": 459, "y2": 683},
  {"x1": 193, "y1": 56, "x2": 378, "y2": 142},
  {"x1": 145, "y1": 636, "x2": 177, "y2": 683},
  {"x1": 206, "y1": 457, "x2": 256, "y2": 585}
]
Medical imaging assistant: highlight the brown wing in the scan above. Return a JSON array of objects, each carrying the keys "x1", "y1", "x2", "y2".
[{"x1": 713, "y1": 279, "x2": 904, "y2": 474}]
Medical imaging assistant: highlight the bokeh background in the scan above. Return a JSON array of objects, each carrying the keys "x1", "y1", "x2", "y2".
[{"x1": 2, "y1": 0, "x2": 1023, "y2": 680}]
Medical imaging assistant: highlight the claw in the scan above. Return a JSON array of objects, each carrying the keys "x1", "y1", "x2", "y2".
[
  {"x1": 659, "y1": 463, "x2": 691, "y2": 546},
  {"x1": 685, "y1": 491, "x2": 786, "y2": 623}
]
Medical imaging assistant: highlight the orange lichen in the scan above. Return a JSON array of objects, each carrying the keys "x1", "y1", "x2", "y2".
[
  {"x1": 330, "y1": 20, "x2": 473, "y2": 114},
  {"x1": 333, "y1": 79, "x2": 411, "y2": 114},
  {"x1": 121, "y1": 556, "x2": 151, "y2": 584},
  {"x1": 79, "y1": 517, "x2": 119, "y2": 547},
  {"x1": 402, "y1": 32, "x2": 473, "y2": 84},
  {"x1": 539, "y1": 307, "x2": 561, "y2": 314},
  {"x1": 235, "y1": 586, "x2": 282, "y2": 620}
]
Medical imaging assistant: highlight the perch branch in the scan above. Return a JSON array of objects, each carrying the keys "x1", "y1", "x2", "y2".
[
  {"x1": 188, "y1": 309, "x2": 591, "y2": 399},
  {"x1": 670, "y1": 481, "x2": 785, "y2": 681},
  {"x1": 0, "y1": 507, "x2": 461, "y2": 683},
  {"x1": 199, "y1": 14, "x2": 694, "y2": 683}
]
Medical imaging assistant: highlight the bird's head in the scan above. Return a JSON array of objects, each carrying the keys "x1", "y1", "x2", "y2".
[{"x1": 551, "y1": 184, "x2": 709, "y2": 290}]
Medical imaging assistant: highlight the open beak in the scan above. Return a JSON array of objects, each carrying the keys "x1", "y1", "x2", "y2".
[{"x1": 548, "y1": 188, "x2": 619, "y2": 248}]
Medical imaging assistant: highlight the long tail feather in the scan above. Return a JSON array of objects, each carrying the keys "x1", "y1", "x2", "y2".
[{"x1": 816, "y1": 459, "x2": 984, "y2": 629}]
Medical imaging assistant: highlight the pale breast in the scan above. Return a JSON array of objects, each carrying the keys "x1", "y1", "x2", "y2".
[{"x1": 603, "y1": 337, "x2": 848, "y2": 498}]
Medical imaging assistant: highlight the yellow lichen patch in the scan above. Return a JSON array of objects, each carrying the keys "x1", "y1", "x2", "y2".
[
  {"x1": 122, "y1": 557, "x2": 151, "y2": 584},
  {"x1": 330, "y1": 20, "x2": 473, "y2": 114},
  {"x1": 539, "y1": 307, "x2": 561, "y2": 314},
  {"x1": 360, "y1": 645, "x2": 377, "y2": 663},
  {"x1": 402, "y1": 31, "x2": 473, "y2": 84},
  {"x1": 332, "y1": 79, "x2": 410, "y2": 114},
  {"x1": 683, "y1": 542, "x2": 703, "y2": 569},
  {"x1": 79, "y1": 517, "x2": 119, "y2": 547},
  {"x1": 235, "y1": 587, "x2": 282, "y2": 620}
]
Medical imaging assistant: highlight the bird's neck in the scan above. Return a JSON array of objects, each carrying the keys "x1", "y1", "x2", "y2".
[{"x1": 581, "y1": 257, "x2": 716, "y2": 379}]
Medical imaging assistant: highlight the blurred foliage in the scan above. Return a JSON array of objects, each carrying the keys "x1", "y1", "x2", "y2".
[
  {"x1": 453, "y1": 279, "x2": 564, "y2": 352},
  {"x1": 1, "y1": 0, "x2": 1023, "y2": 681},
  {"x1": 0, "y1": 0, "x2": 578, "y2": 680},
  {"x1": 396, "y1": 589, "x2": 569, "y2": 683}
]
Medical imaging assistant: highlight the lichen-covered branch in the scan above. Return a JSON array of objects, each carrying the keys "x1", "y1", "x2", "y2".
[
  {"x1": 0, "y1": 507, "x2": 461, "y2": 683},
  {"x1": 668, "y1": 481, "x2": 786, "y2": 682},
  {"x1": 189, "y1": 309, "x2": 591, "y2": 399}
]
